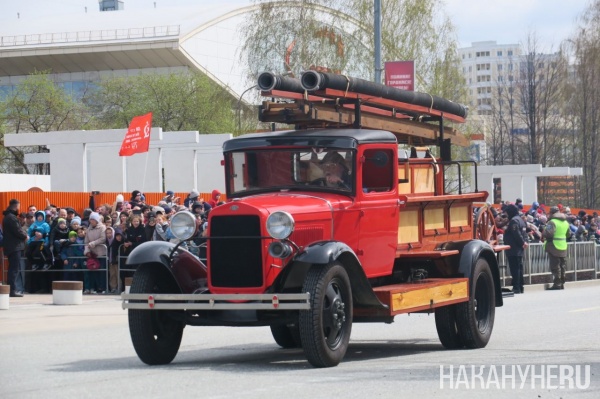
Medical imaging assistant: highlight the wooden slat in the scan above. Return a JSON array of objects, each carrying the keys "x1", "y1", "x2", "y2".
[
  {"x1": 259, "y1": 101, "x2": 469, "y2": 146},
  {"x1": 396, "y1": 250, "x2": 459, "y2": 258},
  {"x1": 371, "y1": 278, "x2": 469, "y2": 315}
]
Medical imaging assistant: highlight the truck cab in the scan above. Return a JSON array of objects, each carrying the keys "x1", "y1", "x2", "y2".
[{"x1": 122, "y1": 71, "x2": 506, "y2": 368}]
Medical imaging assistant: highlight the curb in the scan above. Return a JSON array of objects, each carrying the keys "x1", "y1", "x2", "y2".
[{"x1": 518, "y1": 279, "x2": 600, "y2": 292}]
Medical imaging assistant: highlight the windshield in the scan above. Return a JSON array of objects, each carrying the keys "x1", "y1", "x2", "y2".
[{"x1": 227, "y1": 148, "x2": 354, "y2": 196}]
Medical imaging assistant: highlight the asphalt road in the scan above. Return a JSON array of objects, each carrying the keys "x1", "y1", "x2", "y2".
[{"x1": 1, "y1": 282, "x2": 599, "y2": 399}]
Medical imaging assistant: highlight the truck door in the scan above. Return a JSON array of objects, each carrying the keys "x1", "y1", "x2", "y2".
[{"x1": 356, "y1": 147, "x2": 399, "y2": 277}]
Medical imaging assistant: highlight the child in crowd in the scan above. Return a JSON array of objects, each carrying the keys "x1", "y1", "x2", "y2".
[
  {"x1": 26, "y1": 211, "x2": 52, "y2": 271},
  {"x1": 69, "y1": 216, "x2": 82, "y2": 232},
  {"x1": 61, "y1": 230, "x2": 85, "y2": 281},
  {"x1": 50, "y1": 218, "x2": 70, "y2": 259}
]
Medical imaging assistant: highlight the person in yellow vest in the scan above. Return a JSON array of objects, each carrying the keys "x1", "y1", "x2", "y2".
[{"x1": 543, "y1": 206, "x2": 572, "y2": 290}]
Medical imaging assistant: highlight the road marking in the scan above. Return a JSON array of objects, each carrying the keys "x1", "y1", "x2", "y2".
[{"x1": 569, "y1": 306, "x2": 600, "y2": 313}]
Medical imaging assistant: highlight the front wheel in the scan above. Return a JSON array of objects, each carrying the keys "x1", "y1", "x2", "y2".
[
  {"x1": 128, "y1": 266, "x2": 185, "y2": 365},
  {"x1": 299, "y1": 262, "x2": 353, "y2": 368},
  {"x1": 456, "y1": 258, "x2": 495, "y2": 348},
  {"x1": 270, "y1": 323, "x2": 301, "y2": 349},
  {"x1": 435, "y1": 305, "x2": 464, "y2": 349}
]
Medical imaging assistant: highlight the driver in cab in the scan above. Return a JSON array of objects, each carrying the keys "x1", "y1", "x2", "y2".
[{"x1": 313, "y1": 151, "x2": 351, "y2": 190}]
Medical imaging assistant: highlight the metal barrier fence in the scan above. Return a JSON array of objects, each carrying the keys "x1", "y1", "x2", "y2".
[
  {"x1": 3, "y1": 242, "x2": 600, "y2": 290},
  {"x1": 0, "y1": 244, "x2": 109, "y2": 293},
  {"x1": 0, "y1": 25, "x2": 180, "y2": 47},
  {"x1": 497, "y1": 241, "x2": 600, "y2": 286}
]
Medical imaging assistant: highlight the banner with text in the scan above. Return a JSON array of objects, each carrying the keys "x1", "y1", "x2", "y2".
[
  {"x1": 119, "y1": 112, "x2": 153, "y2": 157},
  {"x1": 385, "y1": 61, "x2": 415, "y2": 91}
]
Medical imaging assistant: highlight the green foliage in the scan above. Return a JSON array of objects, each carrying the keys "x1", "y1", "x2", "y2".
[
  {"x1": 0, "y1": 71, "x2": 90, "y2": 173},
  {"x1": 93, "y1": 72, "x2": 236, "y2": 133},
  {"x1": 241, "y1": 0, "x2": 466, "y2": 101}
]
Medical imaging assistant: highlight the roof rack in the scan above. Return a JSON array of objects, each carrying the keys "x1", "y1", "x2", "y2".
[{"x1": 257, "y1": 72, "x2": 470, "y2": 148}]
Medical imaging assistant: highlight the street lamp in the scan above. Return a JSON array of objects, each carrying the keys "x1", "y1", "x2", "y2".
[{"x1": 237, "y1": 84, "x2": 258, "y2": 134}]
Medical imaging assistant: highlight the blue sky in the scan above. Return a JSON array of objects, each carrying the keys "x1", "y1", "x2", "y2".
[{"x1": 444, "y1": 0, "x2": 590, "y2": 51}]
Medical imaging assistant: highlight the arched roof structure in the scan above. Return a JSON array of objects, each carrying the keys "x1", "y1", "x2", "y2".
[{"x1": 0, "y1": 0, "x2": 369, "y2": 99}]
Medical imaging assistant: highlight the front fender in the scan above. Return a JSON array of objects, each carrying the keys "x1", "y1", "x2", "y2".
[
  {"x1": 127, "y1": 241, "x2": 207, "y2": 294},
  {"x1": 458, "y1": 240, "x2": 503, "y2": 307},
  {"x1": 273, "y1": 241, "x2": 386, "y2": 309},
  {"x1": 295, "y1": 240, "x2": 355, "y2": 265},
  {"x1": 126, "y1": 240, "x2": 175, "y2": 268}
]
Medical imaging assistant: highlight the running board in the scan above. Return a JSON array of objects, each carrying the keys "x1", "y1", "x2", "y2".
[{"x1": 354, "y1": 278, "x2": 469, "y2": 318}]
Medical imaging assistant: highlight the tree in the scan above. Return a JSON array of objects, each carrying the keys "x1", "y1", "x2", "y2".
[
  {"x1": 241, "y1": 0, "x2": 466, "y2": 98},
  {"x1": 517, "y1": 34, "x2": 569, "y2": 167},
  {"x1": 569, "y1": 0, "x2": 600, "y2": 207},
  {"x1": 93, "y1": 72, "x2": 237, "y2": 133},
  {"x1": 0, "y1": 71, "x2": 89, "y2": 174}
]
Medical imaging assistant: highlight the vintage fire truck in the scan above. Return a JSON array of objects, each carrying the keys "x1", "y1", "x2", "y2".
[{"x1": 121, "y1": 71, "x2": 507, "y2": 368}]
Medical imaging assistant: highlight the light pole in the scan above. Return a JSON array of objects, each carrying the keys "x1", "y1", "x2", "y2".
[
  {"x1": 237, "y1": 84, "x2": 258, "y2": 134},
  {"x1": 374, "y1": 0, "x2": 382, "y2": 84}
]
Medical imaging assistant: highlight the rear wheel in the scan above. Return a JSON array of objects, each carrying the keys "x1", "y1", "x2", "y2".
[
  {"x1": 128, "y1": 266, "x2": 184, "y2": 365},
  {"x1": 456, "y1": 258, "x2": 495, "y2": 348},
  {"x1": 270, "y1": 323, "x2": 301, "y2": 348},
  {"x1": 299, "y1": 262, "x2": 353, "y2": 368}
]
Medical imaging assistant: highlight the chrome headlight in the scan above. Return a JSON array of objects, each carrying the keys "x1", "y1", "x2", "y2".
[
  {"x1": 169, "y1": 211, "x2": 197, "y2": 240},
  {"x1": 266, "y1": 211, "x2": 295, "y2": 240}
]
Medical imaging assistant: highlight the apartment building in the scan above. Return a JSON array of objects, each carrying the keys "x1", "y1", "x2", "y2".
[{"x1": 458, "y1": 41, "x2": 522, "y2": 117}]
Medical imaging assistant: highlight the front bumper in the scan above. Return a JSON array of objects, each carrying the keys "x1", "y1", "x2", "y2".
[{"x1": 121, "y1": 292, "x2": 311, "y2": 310}]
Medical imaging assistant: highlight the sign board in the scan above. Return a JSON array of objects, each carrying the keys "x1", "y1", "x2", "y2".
[{"x1": 384, "y1": 61, "x2": 415, "y2": 91}]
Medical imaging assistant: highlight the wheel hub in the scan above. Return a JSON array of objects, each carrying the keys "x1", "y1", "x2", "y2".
[{"x1": 332, "y1": 300, "x2": 346, "y2": 329}]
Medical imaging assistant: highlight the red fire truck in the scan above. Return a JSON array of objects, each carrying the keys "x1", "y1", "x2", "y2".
[{"x1": 121, "y1": 71, "x2": 506, "y2": 368}]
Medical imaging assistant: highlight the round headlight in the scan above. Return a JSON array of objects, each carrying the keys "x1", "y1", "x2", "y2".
[
  {"x1": 169, "y1": 211, "x2": 197, "y2": 241},
  {"x1": 266, "y1": 211, "x2": 295, "y2": 240}
]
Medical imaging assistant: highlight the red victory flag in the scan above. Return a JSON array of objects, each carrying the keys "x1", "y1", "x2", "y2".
[{"x1": 119, "y1": 112, "x2": 153, "y2": 157}]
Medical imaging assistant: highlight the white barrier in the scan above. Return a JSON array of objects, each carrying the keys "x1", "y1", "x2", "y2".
[
  {"x1": 52, "y1": 281, "x2": 83, "y2": 305},
  {"x1": 0, "y1": 285, "x2": 10, "y2": 310}
]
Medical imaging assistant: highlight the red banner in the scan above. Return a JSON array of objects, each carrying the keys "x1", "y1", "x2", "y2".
[
  {"x1": 119, "y1": 112, "x2": 152, "y2": 157},
  {"x1": 384, "y1": 61, "x2": 415, "y2": 91}
]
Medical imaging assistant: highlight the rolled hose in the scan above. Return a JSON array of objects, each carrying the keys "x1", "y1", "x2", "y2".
[
  {"x1": 300, "y1": 70, "x2": 468, "y2": 119},
  {"x1": 257, "y1": 71, "x2": 305, "y2": 93}
]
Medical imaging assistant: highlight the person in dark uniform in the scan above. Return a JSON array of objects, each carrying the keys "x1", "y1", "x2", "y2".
[
  {"x1": 2, "y1": 199, "x2": 28, "y2": 297},
  {"x1": 543, "y1": 206, "x2": 572, "y2": 290},
  {"x1": 503, "y1": 204, "x2": 528, "y2": 294}
]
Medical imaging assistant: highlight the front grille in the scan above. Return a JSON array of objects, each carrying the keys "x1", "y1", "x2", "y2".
[{"x1": 209, "y1": 215, "x2": 263, "y2": 288}]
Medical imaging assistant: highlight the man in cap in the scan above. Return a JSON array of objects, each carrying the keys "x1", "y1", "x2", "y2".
[
  {"x1": 162, "y1": 190, "x2": 179, "y2": 206},
  {"x1": 503, "y1": 204, "x2": 528, "y2": 294},
  {"x1": 184, "y1": 189, "x2": 200, "y2": 209},
  {"x1": 515, "y1": 198, "x2": 523, "y2": 210},
  {"x1": 312, "y1": 151, "x2": 351, "y2": 189},
  {"x1": 2, "y1": 199, "x2": 28, "y2": 297},
  {"x1": 543, "y1": 206, "x2": 572, "y2": 290}
]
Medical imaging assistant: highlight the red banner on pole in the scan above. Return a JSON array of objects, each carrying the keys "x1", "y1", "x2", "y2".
[
  {"x1": 384, "y1": 61, "x2": 415, "y2": 91},
  {"x1": 119, "y1": 112, "x2": 152, "y2": 157}
]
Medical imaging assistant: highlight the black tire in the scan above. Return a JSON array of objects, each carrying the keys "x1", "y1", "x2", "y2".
[
  {"x1": 299, "y1": 262, "x2": 353, "y2": 368},
  {"x1": 456, "y1": 258, "x2": 495, "y2": 348},
  {"x1": 128, "y1": 266, "x2": 184, "y2": 365},
  {"x1": 270, "y1": 323, "x2": 301, "y2": 349},
  {"x1": 434, "y1": 305, "x2": 464, "y2": 349}
]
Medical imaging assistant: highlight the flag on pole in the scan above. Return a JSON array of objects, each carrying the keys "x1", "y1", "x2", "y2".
[{"x1": 119, "y1": 112, "x2": 153, "y2": 157}]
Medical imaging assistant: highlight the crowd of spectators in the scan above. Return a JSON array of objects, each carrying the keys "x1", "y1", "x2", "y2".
[
  {"x1": 486, "y1": 199, "x2": 600, "y2": 244},
  {"x1": 8, "y1": 188, "x2": 223, "y2": 295}
]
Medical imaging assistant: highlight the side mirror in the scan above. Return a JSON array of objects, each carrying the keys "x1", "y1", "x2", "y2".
[{"x1": 367, "y1": 151, "x2": 389, "y2": 167}]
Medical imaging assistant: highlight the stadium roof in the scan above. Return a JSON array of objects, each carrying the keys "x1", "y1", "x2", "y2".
[{"x1": 0, "y1": 0, "x2": 254, "y2": 97}]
